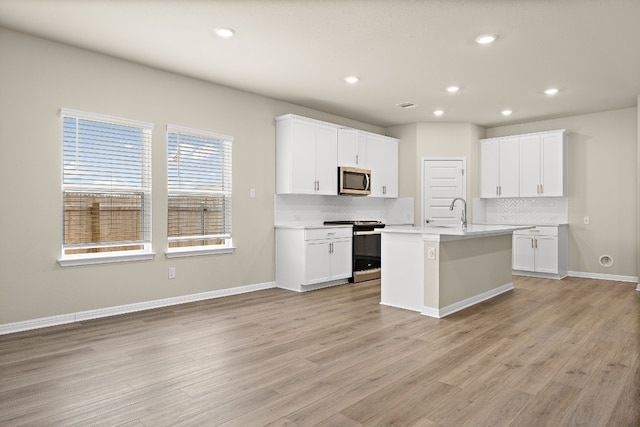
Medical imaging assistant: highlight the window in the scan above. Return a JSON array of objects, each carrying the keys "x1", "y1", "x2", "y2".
[
  {"x1": 166, "y1": 125, "x2": 233, "y2": 256},
  {"x1": 60, "y1": 108, "x2": 153, "y2": 265}
]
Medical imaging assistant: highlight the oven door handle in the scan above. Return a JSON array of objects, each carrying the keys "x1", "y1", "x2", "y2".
[{"x1": 354, "y1": 230, "x2": 382, "y2": 236}]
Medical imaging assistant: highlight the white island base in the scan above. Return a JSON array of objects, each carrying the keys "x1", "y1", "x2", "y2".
[{"x1": 381, "y1": 225, "x2": 526, "y2": 318}]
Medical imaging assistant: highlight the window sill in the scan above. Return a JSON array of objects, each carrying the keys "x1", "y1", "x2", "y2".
[
  {"x1": 58, "y1": 251, "x2": 156, "y2": 267},
  {"x1": 165, "y1": 246, "x2": 235, "y2": 258}
]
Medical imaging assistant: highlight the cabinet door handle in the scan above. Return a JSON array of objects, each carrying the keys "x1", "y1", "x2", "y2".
[
  {"x1": 329, "y1": 242, "x2": 334, "y2": 253},
  {"x1": 531, "y1": 238, "x2": 534, "y2": 248},
  {"x1": 496, "y1": 186, "x2": 499, "y2": 196},
  {"x1": 534, "y1": 238, "x2": 538, "y2": 249},
  {"x1": 356, "y1": 154, "x2": 359, "y2": 165},
  {"x1": 540, "y1": 184, "x2": 543, "y2": 194},
  {"x1": 499, "y1": 186, "x2": 502, "y2": 196}
]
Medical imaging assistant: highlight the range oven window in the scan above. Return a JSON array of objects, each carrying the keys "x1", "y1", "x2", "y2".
[{"x1": 353, "y1": 231, "x2": 381, "y2": 270}]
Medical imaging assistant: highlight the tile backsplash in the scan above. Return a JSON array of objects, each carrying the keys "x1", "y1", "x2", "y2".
[
  {"x1": 275, "y1": 194, "x2": 414, "y2": 225},
  {"x1": 474, "y1": 197, "x2": 568, "y2": 225}
]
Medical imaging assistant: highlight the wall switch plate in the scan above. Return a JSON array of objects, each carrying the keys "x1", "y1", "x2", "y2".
[
  {"x1": 427, "y1": 247, "x2": 436, "y2": 260},
  {"x1": 583, "y1": 216, "x2": 590, "y2": 225},
  {"x1": 168, "y1": 267, "x2": 176, "y2": 279}
]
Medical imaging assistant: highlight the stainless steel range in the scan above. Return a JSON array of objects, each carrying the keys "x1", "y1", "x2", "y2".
[{"x1": 323, "y1": 220, "x2": 385, "y2": 282}]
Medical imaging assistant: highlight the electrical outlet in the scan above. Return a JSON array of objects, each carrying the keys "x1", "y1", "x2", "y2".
[
  {"x1": 427, "y1": 247, "x2": 436, "y2": 260},
  {"x1": 583, "y1": 216, "x2": 590, "y2": 225},
  {"x1": 168, "y1": 267, "x2": 176, "y2": 279},
  {"x1": 249, "y1": 188, "x2": 256, "y2": 199}
]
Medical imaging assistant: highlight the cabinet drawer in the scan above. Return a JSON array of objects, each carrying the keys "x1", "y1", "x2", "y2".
[
  {"x1": 513, "y1": 226, "x2": 558, "y2": 237},
  {"x1": 305, "y1": 227, "x2": 352, "y2": 241}
]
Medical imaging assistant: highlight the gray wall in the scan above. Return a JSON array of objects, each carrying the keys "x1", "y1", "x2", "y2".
[
  {"x1": 387, "y1": 123, "x2": 484, "y2": 226},
  {"x1": 0, "y1": 28, "x2": 382, "y2": 325}
]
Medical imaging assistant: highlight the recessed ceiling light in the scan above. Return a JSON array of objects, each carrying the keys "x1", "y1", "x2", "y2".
[
  {"x1": 214, "y1": 27, "x2": 235, "y2": 38},
  {"x1": 433, "y1": 109, "x2": 445, "y2": 116},
  {"x1": 475, "y1": 34, "x2": 497, "y2": 45},
  {"x1": 544, "y1": 88, "x2": 559, "y2": 95},
  {"x1": 446, "y1": 85, "x2": 460, "y2": 93},
  {"x1": 344, "y1": 75, "x2": 359, "y2": 84},
  {"x1": 501, "y1": 109, "x2": 513, "y2": 116}
]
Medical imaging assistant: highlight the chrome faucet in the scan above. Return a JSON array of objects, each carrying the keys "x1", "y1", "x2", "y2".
[{"x1": 449, "y1": 197, "x2": 467, "y2": 229}]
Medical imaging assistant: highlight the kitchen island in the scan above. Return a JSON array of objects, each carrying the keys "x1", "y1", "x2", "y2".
[{"x1": 380, "y1": 224, "x2": 529, "y2": 318}]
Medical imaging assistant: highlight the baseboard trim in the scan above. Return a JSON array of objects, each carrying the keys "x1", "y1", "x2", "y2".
[
  {"x1": 568, "y1": 271, "x2": 638, "y2": 283},
  {"x1": 379, "y1": 301, "x2": 422, "y2": 313},
  {"x1": 421, "y1": 283, "x2": 514, "y2": 319},
  {"x1": 513, "y1": 270, "x2": 567, "y2": 280},
  {"x1": 0, "y1": 281, "x2": 276, "y2": 336}
]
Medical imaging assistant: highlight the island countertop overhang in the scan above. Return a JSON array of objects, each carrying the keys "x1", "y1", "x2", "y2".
[{"x1": 381, "y1": 224, "x2": 531, "y2": 242}]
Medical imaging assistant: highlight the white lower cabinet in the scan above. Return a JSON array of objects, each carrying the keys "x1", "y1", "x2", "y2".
[
  {"x1": 512, "y1": 225, "x2": 568, "y2": 279},
  {"x1": 276, "y1": 226, "x2": 352, "y2": 291},
  {"x1": 305, "y1": 236, "x2": 352, "y2": 285}
]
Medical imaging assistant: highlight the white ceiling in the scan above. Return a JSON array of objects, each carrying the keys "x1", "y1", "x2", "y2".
[{"x1": 0, "y1": 0, "x2": 639, "y2": 128}]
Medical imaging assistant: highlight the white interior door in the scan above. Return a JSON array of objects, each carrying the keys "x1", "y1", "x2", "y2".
[{"x1": 423, "y1": 159, "x2": 466, "y2": 226}]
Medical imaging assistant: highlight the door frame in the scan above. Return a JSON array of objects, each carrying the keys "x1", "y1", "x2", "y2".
[{"x1": 421, "y1": 157, "x2": 467, "y2": 227}]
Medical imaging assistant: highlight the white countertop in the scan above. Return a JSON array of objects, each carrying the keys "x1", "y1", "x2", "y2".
[
  {"x1": 275, "y1": 223, "x2": 352, "y2": 230},
  {"x1": 478, "y1": 222, "x2": 569, "y2": 227},
  {"x1": 381, "y1": 224, "x2": 532, "y2": 242}
]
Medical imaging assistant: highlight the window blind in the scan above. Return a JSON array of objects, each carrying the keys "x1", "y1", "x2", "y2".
[
  {"x1": 167, "y1": 125, "x2": 233, "y2": 250},
  {"x1": 61, "y1": 108, "x2": 153, "y2": 256}
]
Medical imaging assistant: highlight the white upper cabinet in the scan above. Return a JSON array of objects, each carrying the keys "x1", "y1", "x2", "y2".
[
  {"x1": 313, "y1": 124, "x2": 339, "y2": 195},
  {"x1": 479, "y1": 137, "x2": 519, "y2": 198},
  {"x1": 367, "y1": 133, "x2": 398, "y2": 198},
  {"x1": 337, "y1": 128, "x2": 367, "y2": 168},
  {"x1": 276, "y1": 115, "x2": 338, "y2": 195},
  {"x1": 519, "y1": 130, "x2": 568, "y2": 197},
  {"x1": 480, "y1": 129, "x2": 568, "y2": 199},
  {"x1": 276, "y1": 114, "x2": 398, "y2": 197}
]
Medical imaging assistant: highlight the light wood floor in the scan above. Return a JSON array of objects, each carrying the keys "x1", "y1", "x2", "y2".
[{"x1": 1, "y1": 276, "x2": 639, "y2": 426}]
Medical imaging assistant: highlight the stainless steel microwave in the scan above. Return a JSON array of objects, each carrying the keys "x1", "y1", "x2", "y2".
[{"x1": 338, "y1": 166, "x2": 371, "y2": 195}]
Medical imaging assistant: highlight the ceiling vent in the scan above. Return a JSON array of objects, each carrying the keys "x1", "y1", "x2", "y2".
[{"x1": 396, "y1": 102, "x2": 417, "y2": 109}]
